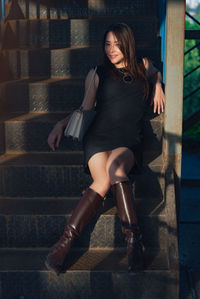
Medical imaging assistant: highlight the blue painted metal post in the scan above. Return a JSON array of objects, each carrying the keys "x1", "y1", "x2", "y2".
[
  {"x1": 0, "y1": 2, "x2": 2, "y2": 22},
  {"x1": 0, "y1": 1, "x2": 3, "y2": 46},
  {"x1": 0, "y1": 0, "x2": 9, "y2": 47},
  {"x1": 1, "y1": 0, "x2": 10, "y2": 22},
  {"x1": 1, "y1": 1, "x2": 5, "y2": 21}
]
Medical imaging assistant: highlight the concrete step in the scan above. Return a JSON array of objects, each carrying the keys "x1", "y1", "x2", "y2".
[
  {"x1": 4, "y1": 17, "x2": 158, "y2": 49},
  {"x1": 2, "y1": 46, "x2": 161, "y2": 79},
  {"x1": 0, "y1": 152, "x2": 165, "y2": 198},
  {"x1": 0, "y1": 248, "x2": 168, "y2": 271},
  {"x1": 0, "y1": 77, "x2": 84, "y2": 113},
  {"x1": 2, "y1": 112, "x2": 163, "y2": 152},
  {"x1": 0, "y1": 123, "x2": 5, "y2": 154},
  {"x1": 0, "y1": 250, "x2": 178, "y2": 299},
  {"x1": 0, "y1": 213, "x2": 167, "y2": 249},
  {"x1": 0, "y1": 191, "x2": 165, "y2": 216},
  {"x1": 0, "y1": 269, "x2": 178, "y2": 299},
  {"x1": 6, "y1": 0, "x2": 157, "y2": 20}
]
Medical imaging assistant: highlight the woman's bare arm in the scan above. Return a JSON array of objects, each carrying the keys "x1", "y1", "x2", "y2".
[
  {"x1": 47, "y1": 68, "x2": 99, "y2": 150},
  {"x1": 142, "y1": 57, "x2": 165, "y2": 114}
]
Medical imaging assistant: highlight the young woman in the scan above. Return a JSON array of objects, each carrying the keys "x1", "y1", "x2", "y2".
[{"x1": 45, "y1": 23, "x2": 165, "y2": 275}]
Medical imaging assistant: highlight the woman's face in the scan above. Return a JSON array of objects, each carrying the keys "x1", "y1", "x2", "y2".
[{"x1": 104, "y1": 31, "x2": 125, "y2": 68}]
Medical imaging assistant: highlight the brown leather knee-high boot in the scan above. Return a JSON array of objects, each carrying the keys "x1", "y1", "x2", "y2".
[
  {"x1": 45, "y1": 188, "x2": 104, "y2": 275},
  {"x1": 112, "y1": 180, "x2": 144, "y2": 273}
]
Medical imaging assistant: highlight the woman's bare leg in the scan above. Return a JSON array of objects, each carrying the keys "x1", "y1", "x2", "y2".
[
  {"x1": 88, "y1": 147, "x2": 134, "y2": 194},
  {"x1": 105, "y1": 147, "x2": 135, "y2": 184},
  {"x1": 88, "y1": 151, "x2": 111, "y2": 197}
]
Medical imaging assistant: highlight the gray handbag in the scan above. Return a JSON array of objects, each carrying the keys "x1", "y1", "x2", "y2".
[{"x1": 64, "y1": 67, "x2": 97, "y2": 142}]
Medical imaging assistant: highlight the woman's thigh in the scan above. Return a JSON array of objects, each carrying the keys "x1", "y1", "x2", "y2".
[
  {"x1": 88, "y1": 151, "x2": 112, "y2": 197},
  {"x1": 106, "y1": 147, "x2": 135, "y2": 184}
]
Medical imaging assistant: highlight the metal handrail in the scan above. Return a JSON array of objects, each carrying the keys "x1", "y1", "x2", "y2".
[
  {"x1": 183, "y1": 86, "x2": 200, "y2": 101},
  {"x1": 186, "y1": 11, "x2": 200, "y2": 27},
  {"x1": 183, "y1": 108, "x2": 200, "y2": 131},
  {"x1": 184, "y1": 42, "x2": 200, "y2": 55},
  {"x1": 184, "y1": 65, "x2": 200, "y2": 78},
  {"x1": 183, "y1": 10, "x2": 199, "y2": 105}
]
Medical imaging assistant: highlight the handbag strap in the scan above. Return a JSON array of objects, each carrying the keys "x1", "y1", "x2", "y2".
[{"x1": 80, "y1": 66, "x2": 97, "y2": 110}]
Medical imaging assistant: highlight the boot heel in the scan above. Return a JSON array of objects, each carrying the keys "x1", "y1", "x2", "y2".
[
  {"x1": 127, "y1": 237, "x2": 144, "y2": 273},
  {"x1": 45, "y1": 259, "x2": 62, "y2": 276}
]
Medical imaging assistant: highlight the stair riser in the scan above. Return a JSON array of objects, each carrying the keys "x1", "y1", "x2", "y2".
[
  {"x1": 0, "y1": 124, "x2": 5, "y2": 154},
  {"x1": 7, "y1": 0, "x2": 157, "y2": 20},
  {"x1": 0, "y1": 214, "x2": 167, "y2": 249},
  {"x1": 0, "y1": 165, "x2": 164, "y2": 198},
  {"x1": 3, "y1": 47, "x2": 161, "y2": 79},
  {"x1": 0, "y1": 271, "x2": 178, "y2": 299},
  {"x1": 5, "y1": 19, "x2": 158, "y2": 49},
  {"x1": 0, "y1": 193, "x2": 165, "y2": 216},
  {"x1": 1, "y1": 79, "x2": 84, "y2": 113},
  {"x1": 4, "y1": 119, "x2": 163, "y2": 152}
]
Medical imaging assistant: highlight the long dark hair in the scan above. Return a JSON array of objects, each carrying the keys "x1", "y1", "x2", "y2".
[{"x1": 103, "y1": 23, "x2": 149, "y2": 99}]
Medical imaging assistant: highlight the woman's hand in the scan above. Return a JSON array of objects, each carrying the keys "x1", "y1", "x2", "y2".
[
  {"x1": 150, "y1": 82, "x2": 165, "y2": 114},
  {"x1": 47, "y1": 113, "x2": 72, "y2": 151},
  {"x1": 47, "y1": 122, "x2": 64, "y2": 151}
]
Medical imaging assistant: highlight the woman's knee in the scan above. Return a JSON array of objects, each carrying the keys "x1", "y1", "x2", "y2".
[
  {"x1": 88, "y1": 151, "x2": 111, "y2": 196},
  {"x1": 108, "y1": 164, "x2": 128, "y2": 185},
  {"x1": 90, "y1": 177, "x2": 111, "y2": 197},
  {"x1": 106, "y1": 148, "x2": 134, "y2": 184}
]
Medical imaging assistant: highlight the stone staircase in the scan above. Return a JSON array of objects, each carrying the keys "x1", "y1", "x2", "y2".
[{"x1": 0, "y1": 1, "x2": 179, "y2": 298}]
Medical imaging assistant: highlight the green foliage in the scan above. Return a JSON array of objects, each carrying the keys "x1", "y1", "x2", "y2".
[
  {"x1": 195, "y1": 4, "x2": 200, "y2": 20},
  {"x1": 183, "y1": 15, "x2": 200, "y2": 139},
  {"x1": 184, "y1": 122, "x2": 200, "y2": 140}
]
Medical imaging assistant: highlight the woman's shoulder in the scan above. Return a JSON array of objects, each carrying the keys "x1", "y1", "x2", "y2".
[
  {"x1": 87, "y1": 65, "x2": 105, "y2": 78},
  {"x1": 136, "y1": 55, "x2": 148, "y2": 65},
  {"x1": 96, "y1": 64, "x2": 106, "y2": 77}
]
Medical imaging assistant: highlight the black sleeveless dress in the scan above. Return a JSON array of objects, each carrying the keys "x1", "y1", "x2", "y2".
[{"x1": 82, "y1": 65, "x2": 148, "y2": 176}]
